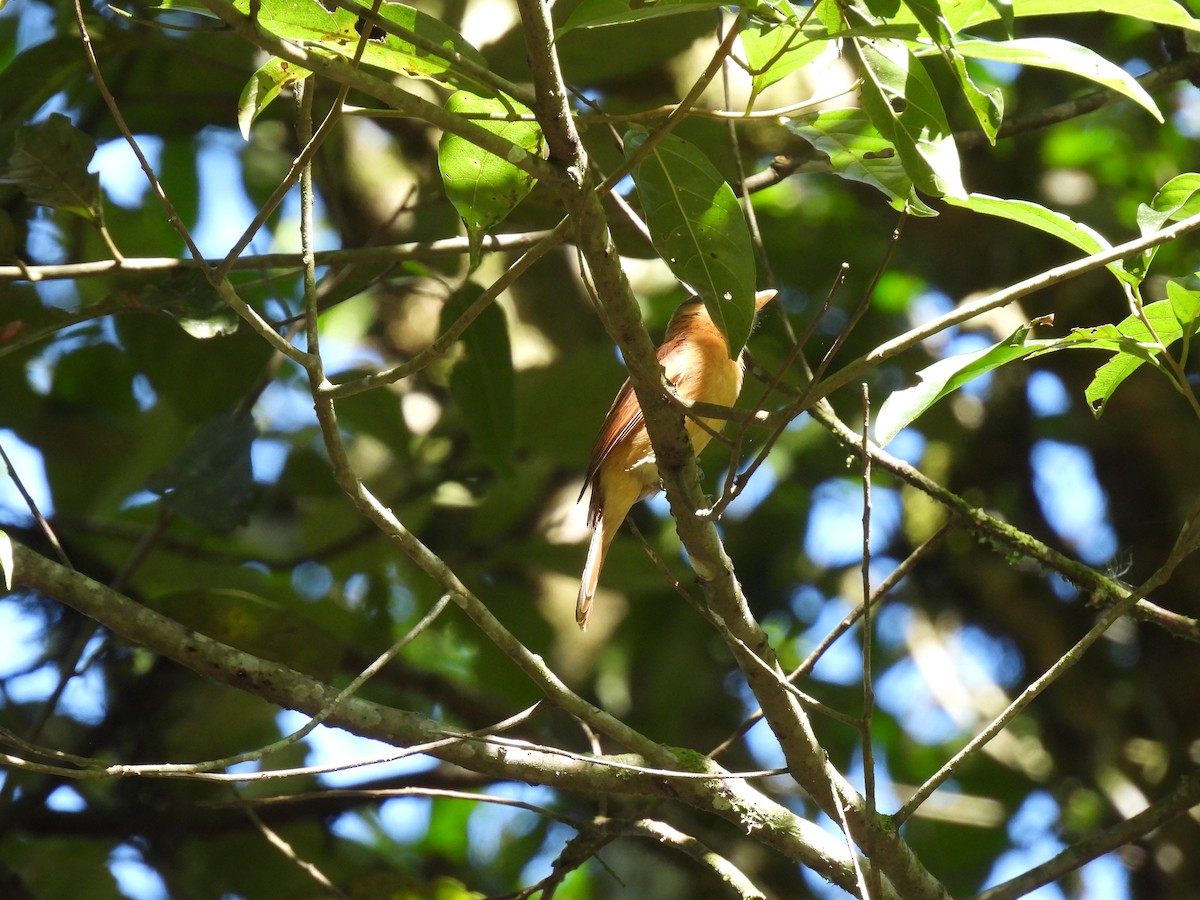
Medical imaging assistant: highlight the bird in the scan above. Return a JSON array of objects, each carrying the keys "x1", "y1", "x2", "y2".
[{"x1": 576, "y1": 289, "x2": 777, "y2": 629}]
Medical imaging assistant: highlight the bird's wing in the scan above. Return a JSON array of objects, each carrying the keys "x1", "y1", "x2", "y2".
[{"x1": 580, "y1": 377, "x2": 643, "y2": 502}]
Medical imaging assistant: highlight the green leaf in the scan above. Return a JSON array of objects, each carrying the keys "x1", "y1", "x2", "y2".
[
  {"x1": 142, "y1": 270, "x2": 240, "y2": 338},
  {"x1": 1168, "y1": 279, "x2": 1200, "y2": 344},
  {"x1": 0, "y1": 529, "x2": 12, "y2": 591},
  {"x1": 0, "y1": 113, "x2": 103, "y2": 223},
  {"x1": 439, "y1": 91, "x2": 543, "y2": 268},
  {"x1": 238, "y1": 56, "x2": 312, "y2": 139},
  {"x1": 1081, "y1": 293, "x2": 1196, "y2": 416},
  {"x1": 557, "y1": 0, "x2": 725, "y2": 33},
  {"x1": 953, "y1": 38, "x2": 1162, "y2": 123},
  {"x1": 623, "y1": 130, "x2": 758, "y2": 355},
  {"x1": 945, "y1": 193, "x2": 1138, "y2": 285},
  {"x1": 941, "y1": 0, "x2": 1200, "y2": 33},
  {"x1": 784, "y1": 108, "x2": 937, "y2": 215},
  {"x1": 147, "y1": 411, "x2": 258, "y2": 530},
  {"x1": 442, "y1": 284, "x2": 516, "y2": 474},
  {"x1": 740, "y1": 1, "x2": 830, "y2": 105},
  {"x1": 947, "y1": 49, "x2": 1004, "y2": 142},
  {"x1": 226, "y1": 0, "x2": 495, "y2": 95},
  {"x1": 949, "y1": 193, "x2": 1109, "y2": 256},
  {"x1": 892, "y1": 0, "x2": 1003, "y2": 141},
  {"x1": 855, "y1": 37, "x2": 965, "y2": 199},
  {"x1": 1130, "y1": 174, "x2": 1200, "y2": 279},
  {"x1": 816, "y1": 0, "x2": 845, "y2": 31},
  {"x1": 875, "y1": 323, "x2": 1059, "y2": 445}
]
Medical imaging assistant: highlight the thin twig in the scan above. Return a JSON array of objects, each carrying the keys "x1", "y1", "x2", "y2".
[
  {"x1": 859, "y1": 384, "x2": 882, "y2": 900},
  {"x1": 0, "y1": 442, "x2": 70, "y2": 568},
  {"x1": 708, "y1": 263, "x2": 847, "y2": 517},
  {"x1": 815, "y1": 408, "x2": 1200, "y2": 641},
  {"x1": 622, "y1": 818, "x2": 767, "y2": 900},
  {"x1": 70, "y1": 0, "x2": 204, "y2": 262},
  {"x1": 894, "y1": 501, "x2": 1200, "y2": 823},
  {"x1": 809, "y1": 209, "x2": 1200, "y2": 407},
  {"x1": 241, "y1": 798, "x2": 352, "y2": 899},
  {"x1": 812, "y1": 213, "x2": 905, "y2": 387},
  {"x1": 708, "y1": 524, "x2": 954, "y2": 760},
  {"x1": 973, "y1": 769, "x2": 1200, "y2": 900},
  {"x1": 0, "y1": 233, "x2": 553, "y2": 284}
]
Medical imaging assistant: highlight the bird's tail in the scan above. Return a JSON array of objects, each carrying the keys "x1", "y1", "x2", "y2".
[{"x1": 576, "y1": 523, "x2": 608, "y2": 630}]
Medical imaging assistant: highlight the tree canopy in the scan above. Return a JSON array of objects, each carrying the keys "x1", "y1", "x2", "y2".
[{"x1": 3, "y1": 0, "x2": 1200, "y2": 897}]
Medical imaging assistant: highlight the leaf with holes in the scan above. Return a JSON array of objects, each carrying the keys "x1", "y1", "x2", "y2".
[
  {"x1": 1084, "y1": 286, "x2": 1200, "y2": 416},
  {"x1": 855, "y1": 37, "x2": 964, "y2": 200},
  {"x1": 238, "y1": 56, "x2": 312, "y2": 139},
  {"x1": 784, "y1": 109, "x2": 936, "y2": 215},
  {"x1": 439, "y1": 91, "x2": 543, "y2": 268},
  {"x1": 624, "y1": 130, "x2": 757, "y2": 355}
]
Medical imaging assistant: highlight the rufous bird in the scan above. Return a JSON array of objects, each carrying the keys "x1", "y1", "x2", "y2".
[{"x1": 576, "y1": 289, "x2": 777, "y2": 629}]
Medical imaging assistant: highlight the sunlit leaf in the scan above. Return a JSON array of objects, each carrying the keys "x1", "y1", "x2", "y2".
[
  {"x1": 875, "y1": 322, "x2": 1059, "y2": 445},
  {"x1": 439, "y1": 91, "x2": 543, "y2": 267},
  {"x1": 1082, "y1": 291, "x2": 1198, "y2": 416},
  {"x1": 223, "y1": 0, "x2": 495, "y2": 94},
  {"x1": 740, "y1": 0, "x2": 829, "y2": 104},
  {"x1": 784, "y1": 109, "x2": 937, "y2": 215},
  {"x1": 890, "y1": 0, "x2": 1004, "y2": 141},
  {"x1": 442, "y1": 283, "x2": 516, "y2": 474},
  {"x1": 238, "y1": 56, "x2": 312, "y2": 139},
  {"x1": 1130, "y1": 173, "x2": 1200, "y2": 279},
  {"x1": 1168, "y1": 279, "x2": 1200, "y2": 344},
  {"x1": 940, "y1": 0, "x2": 1200, "y2": 32},
  {"x1": 0, "y1": 113, "x2": 103, "y2": 223},
  {"x1": 953, "y1": 38, "x2": 1162, "y2": 122},
  {"x1": 855, "y1": 37, "x2": 965, "y2": 199},
  {"x1": 624, "y1": 130, "x2": 757, "y2": 355}
]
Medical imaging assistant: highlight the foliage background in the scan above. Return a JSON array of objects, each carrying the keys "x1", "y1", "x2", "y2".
[{"x1": 2, "y1": 0, "x2": 1200, "y2": 897}]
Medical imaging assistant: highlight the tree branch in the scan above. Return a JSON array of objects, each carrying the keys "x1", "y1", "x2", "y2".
[{"x1": 2, "y1": 537, "x2": 868, "y2": 894}]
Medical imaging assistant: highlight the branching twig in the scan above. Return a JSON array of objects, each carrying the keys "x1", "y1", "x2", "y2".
[
  {"x1": 808, "y1": 210, "x2": 1200, "y2": 406},
  {"x1": 708, "y1": 523, "x2": 954, "y2": 760},
  {"x1": 3, "y1": 537, "x2": 871, "y2": 893},
  {"x1": 815, "y1": 409, "x2": 1200, "y2": 641},
  {"x1": 973, "y1": 768, "x2": 1200, "y2": 900},
  {"x1": 895, "y1": 498, "x2": 1200, "y2": 823}
]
